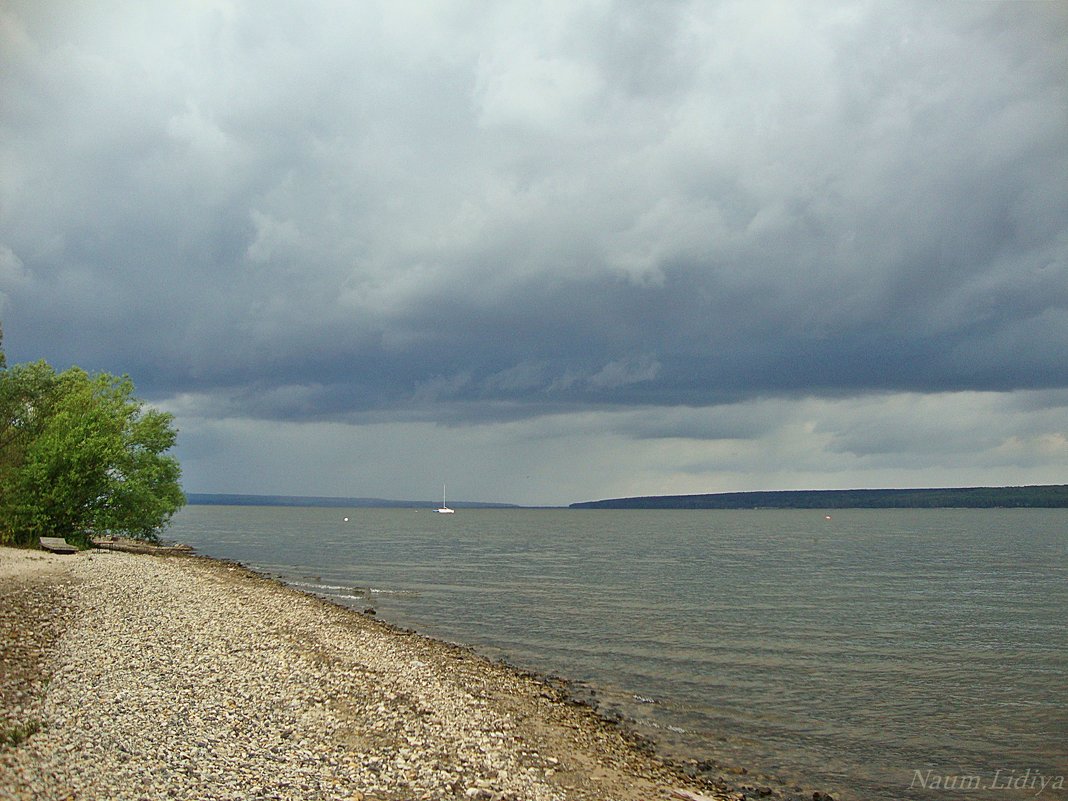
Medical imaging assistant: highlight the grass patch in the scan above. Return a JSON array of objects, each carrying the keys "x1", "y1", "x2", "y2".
[{"x1": 0, "y1": 719, "x2": 41, "y2": 747}]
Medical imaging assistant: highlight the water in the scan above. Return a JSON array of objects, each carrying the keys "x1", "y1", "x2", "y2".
[{"x1": 168, "y1": 506, "x2": 1068, "y2": 800}]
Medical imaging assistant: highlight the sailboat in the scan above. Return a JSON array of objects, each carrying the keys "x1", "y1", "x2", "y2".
[{"x1": 435, "y1": 483, "x2": 455, "y2": 514}]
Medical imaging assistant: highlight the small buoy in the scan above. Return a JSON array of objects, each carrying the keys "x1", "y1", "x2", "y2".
[
  {"x1": 343, "y1": 517, "x2": 349, "y2": 522},
  {"x1": 825, "y1": 515, "x2": 832, "y2": 520}
]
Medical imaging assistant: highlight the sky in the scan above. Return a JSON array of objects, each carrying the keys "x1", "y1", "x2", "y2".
[{"x1": 1, "y1": 1, "x2": 1066, "y2": 506}]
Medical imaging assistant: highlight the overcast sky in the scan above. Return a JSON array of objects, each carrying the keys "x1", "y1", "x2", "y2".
[{"x1": 2, "y1": 1, "x2": 1066, "y2": 505}]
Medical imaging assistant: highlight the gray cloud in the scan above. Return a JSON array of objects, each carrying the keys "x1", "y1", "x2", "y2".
[{"x1": 2, "y1": 1, "x2": 1066, "y2": 501}]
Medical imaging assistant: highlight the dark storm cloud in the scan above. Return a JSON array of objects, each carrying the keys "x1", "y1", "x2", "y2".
[{"x1": 1, "y1": 1, "x2": 1066, "y2": 426}]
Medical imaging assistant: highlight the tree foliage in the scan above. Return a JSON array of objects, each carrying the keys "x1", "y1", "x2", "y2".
[{"x1": 0, "y1": 339, "x2": 184, "y2": 548}]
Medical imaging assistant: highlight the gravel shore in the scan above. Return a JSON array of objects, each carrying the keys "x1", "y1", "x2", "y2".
[{"x1": 0, "y1": 545, "x2": 766, "y2": 801}]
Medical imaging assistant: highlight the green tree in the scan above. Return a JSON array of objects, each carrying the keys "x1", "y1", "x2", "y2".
[
  {"x1": 0, "y1": 361, "x2": 63, "y2": 483},
  {"x1": 0, "y1": 361, "x2": 184, "y2": 548}
]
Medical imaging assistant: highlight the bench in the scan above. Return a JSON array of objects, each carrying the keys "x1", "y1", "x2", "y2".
[{"x1": 39, "y1": 537, "x2": 79, "y2": 554}]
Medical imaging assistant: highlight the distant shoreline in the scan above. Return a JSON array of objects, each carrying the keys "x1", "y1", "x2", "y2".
[
  {"x1": 185, "y1": 493, "x2": 524, "y2": 509},
  {"x1": 569, "y1": 484, "x2": 1068, "y2": 509},
  {"x1": 186, "y1": 485, "x2": 1068, "y2": 510}
]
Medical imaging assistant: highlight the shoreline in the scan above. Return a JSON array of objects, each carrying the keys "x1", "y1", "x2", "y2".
[
  {"x1": 0, "y1": 545, "x2": 826, "y2": 801},
  {"x1": 216, "y1": 560, "x2": 815, "y2": 799}
]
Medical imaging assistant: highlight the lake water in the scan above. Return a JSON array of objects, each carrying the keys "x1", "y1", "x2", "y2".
[{"x1": 168, "y1": 506, "x2": 1067, "y2": 800}]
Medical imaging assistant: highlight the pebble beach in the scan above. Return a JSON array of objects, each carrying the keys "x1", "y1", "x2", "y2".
[{"x1": 0, "y1": 545, "x2": 799, "y2": 801}]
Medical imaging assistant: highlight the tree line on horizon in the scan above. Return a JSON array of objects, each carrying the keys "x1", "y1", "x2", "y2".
[
  {"x1": 0, "y1": 323, "x2": 185, "y2": 548},
  {"x1": 570, "y1": 486, "x2": 1068, "y2": 510}
]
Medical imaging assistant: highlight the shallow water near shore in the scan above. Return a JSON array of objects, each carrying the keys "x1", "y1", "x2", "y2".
[{"x1": 168, "y1": 506, "x2": 1067, "y2": 800}]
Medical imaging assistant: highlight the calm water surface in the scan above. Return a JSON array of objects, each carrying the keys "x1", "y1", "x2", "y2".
[{"x1": 169, "y1": 507, "x2": 1067, "y2": 800}]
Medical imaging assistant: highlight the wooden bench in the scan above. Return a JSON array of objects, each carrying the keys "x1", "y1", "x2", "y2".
[{"x1": 39, "y1": 537, "x2": 79, "y2": 554}]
